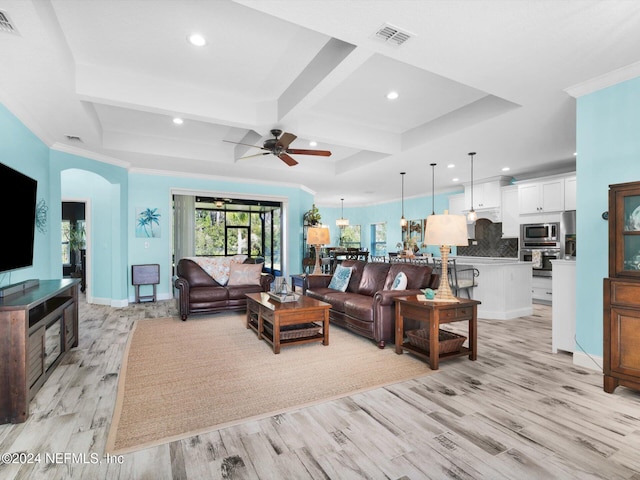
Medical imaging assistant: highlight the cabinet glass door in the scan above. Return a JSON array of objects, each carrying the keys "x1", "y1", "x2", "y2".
[{"x1": 623, "y1": 195, "x2": 640, "y2": 272}]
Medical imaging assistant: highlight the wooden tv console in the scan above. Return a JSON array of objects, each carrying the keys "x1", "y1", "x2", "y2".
[{"x1": 0, "y1": 279, "x2": 80, "y2": 423}]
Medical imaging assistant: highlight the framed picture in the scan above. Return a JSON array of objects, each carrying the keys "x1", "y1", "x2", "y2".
[{"x1": 135, "y1": 207, "x2": 161, "y2": 238}]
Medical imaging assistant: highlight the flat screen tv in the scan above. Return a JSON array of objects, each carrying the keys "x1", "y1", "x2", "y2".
[{"x1": 0, "y1": 162, "x2": 37, "y2": 272}]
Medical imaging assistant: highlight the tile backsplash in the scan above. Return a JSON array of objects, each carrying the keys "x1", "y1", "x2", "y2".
[{"x1": 457, "y1": 219, "x2": 518, "y2": 258}]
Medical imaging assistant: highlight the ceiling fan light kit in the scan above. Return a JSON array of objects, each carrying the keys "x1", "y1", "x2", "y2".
[{"x1": 224, "y1": 129, "x2": 331, "y2": 167}]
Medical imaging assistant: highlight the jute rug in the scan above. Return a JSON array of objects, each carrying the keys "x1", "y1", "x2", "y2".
[{"x1": 106, "y1": 313, "x2": 436, "y2": 454}]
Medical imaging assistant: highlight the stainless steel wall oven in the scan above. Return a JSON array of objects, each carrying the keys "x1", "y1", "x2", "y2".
[{"x1": 520, "y1": 222, "x2": 561, "y2": 277}]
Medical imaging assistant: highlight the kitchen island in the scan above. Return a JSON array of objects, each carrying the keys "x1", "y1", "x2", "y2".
[{"x1": 451, "y1": 256, "x2": 533, "y2": 320}]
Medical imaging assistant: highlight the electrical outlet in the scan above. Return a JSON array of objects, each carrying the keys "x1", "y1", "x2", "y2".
[
  {"x1": 472, "y1": 240, "x2": 478, "y2": 245},
  {"x1": 144, "y1": 241, "x2": 149, "y2": 248}
]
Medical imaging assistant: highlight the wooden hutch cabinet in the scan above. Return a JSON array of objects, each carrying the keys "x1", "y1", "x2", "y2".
[{"x1": 604, "y1": 181, "x2": 640, "y2": 393}]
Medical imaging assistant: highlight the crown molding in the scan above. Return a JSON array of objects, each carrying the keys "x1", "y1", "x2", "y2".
[{"x1": 565, "y1": 61, "x2": 640, "y2": 98}]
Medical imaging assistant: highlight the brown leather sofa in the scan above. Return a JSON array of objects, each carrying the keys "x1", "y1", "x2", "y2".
[
  {"x1": 305, "y1": 260, "x2": 438, "y2": 348},
  {"x1": 174, "y1": 258, "x2": 274, "y2": 320}
]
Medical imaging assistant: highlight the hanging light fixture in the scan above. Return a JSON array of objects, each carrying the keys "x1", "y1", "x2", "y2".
[
  {"x1": 336, "y1": 198, "x2": 349, "y2": 227},
  {"x1": 430, "y1": 163, "x2": 437, "y2": 215},
  {"x1": 400, "y1": 172, "x2": 408, "y2": 227},
  {"x1": 467, "y1": 152, "x2": 478, "y2": 223}
]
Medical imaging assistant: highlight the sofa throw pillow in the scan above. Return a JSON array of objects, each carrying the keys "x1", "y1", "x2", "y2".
[
  {"x1": 328, "y1": 264, "x2": 353, "y2": 292},
  {"x1": 228, "y1": 262, "x2": 263, "y2": 286},
  {"x1": 391, "y1": 271, "x2": 408, "y2": 290},
  {"x1": 185, "y1": 255, "x2": 248, "y2": 285}
]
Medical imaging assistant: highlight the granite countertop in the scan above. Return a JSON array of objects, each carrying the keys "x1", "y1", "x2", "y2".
[
  {"x1": 550, "y1": 259, "x2": 576, "y2": 265},
  {"x1": 451, "y1": 255, "x2": 528, "y2": 266}
]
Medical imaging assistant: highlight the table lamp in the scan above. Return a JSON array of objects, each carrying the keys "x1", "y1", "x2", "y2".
[
  {"x1": 307, "y1": 227, "x2": 330, "y2": 275},
  {"x1": 425, "y1": 213, "x2": 469, "y2": 302}
]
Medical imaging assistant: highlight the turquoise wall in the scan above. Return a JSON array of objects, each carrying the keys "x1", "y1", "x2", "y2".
[
  {"x1": 575, "y1": 76, "x2": 640, "y2": 356},
  {"x1": 128, "y1": 173, "x2": 313, "y2": 292},
  {"x1": 0, "y1": 104, "x2": 51, "y2": 285},
  {"x1": 53, "y1": 151, "x2": 129, "y2": 304}
]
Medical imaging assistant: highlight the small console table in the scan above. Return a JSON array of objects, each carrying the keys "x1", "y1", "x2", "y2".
[
  {"x1": 132, "y1": 264, "x2": 160, "y2": 303},
  {"x1": 0, "y1": 279, "x2": 80, "y2": 423}
]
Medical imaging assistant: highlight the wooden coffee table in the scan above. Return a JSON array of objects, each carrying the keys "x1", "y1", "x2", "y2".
[{"x1": 245, "y1": 292, "x2": 331, "y2": 354}]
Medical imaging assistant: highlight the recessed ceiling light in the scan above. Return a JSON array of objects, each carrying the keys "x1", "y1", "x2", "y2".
[
  {"x1": 452, "y1": 178, "x2": 460, "y2": 182},
  {"x1": 309, "y1": 141, "x2": 317, "y2": 147},
  {"x1": 447, "y1": 164, "x2": 455, "y2": 168},
  {"x1": 187, "y1": 33, "x2": 207, "y2": 47},
  {"x1": 501, "y1": 167, "x2": 510, "y2": 172},
  {"x1": 173, "y1": 117, "x2": 184, "y2": 125},
  {"x1": 386, "y1": 91, "x2": 399, "y2": 100}
]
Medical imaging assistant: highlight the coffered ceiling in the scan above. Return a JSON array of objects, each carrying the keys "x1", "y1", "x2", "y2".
[{"x1": 2, "y1": 1, "x2": 640, "y2": 206}]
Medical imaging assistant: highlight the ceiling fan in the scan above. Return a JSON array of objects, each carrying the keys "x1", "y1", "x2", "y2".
[{"x1": 224, "y1": 129, "x2": 331, "y2": 166}]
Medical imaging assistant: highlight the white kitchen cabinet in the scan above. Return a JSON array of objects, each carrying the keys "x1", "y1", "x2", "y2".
[
  {"x1": 519, "y1": 177, "x2": 565, "y2": 214},
  {"x1": 564, "y1": 175, "x2": 576, "y2": 211},
  {"x1": 531, "y1": 276, "x2": 553, "y2": 304},
  {"x1": 500, "y1": 185, "x2": 519, "y2": 237},
  {"x1": 464, "y1": 180, "x2": 505, "y2": 210},
  {"x1": 448, "y1": 193, "x2": 465, "y2": 215}
]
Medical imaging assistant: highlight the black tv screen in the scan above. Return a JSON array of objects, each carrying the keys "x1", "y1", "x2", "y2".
[{"x1": 0, "y1": 162, "x2": 37, "y2": 272}]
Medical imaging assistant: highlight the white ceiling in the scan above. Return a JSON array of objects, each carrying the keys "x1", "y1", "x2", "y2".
[{"x1": 2, "y1": 0, "x2": 640, "y2": 206}]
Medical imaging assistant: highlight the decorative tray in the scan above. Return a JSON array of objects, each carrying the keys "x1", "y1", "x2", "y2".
[{"x1": 268, "y1": 291, "x2": 300, "y2": 303}]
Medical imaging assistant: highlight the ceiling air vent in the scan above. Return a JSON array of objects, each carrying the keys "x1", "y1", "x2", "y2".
[
  {"x1": 373, "y1": 23, "x2": 413, "y2": 46},
  {"x1": 65, "y1": 135, "x2": 83, "y2": 143},
  {"x1": 0, "y1": 10, "x2": 19, "y2": 35}
]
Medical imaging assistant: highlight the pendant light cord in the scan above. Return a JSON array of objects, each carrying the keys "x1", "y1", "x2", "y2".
[
  {"x1": 430, "y1": 163, "x2": 436, "y2": 215},
  {"x1": 401, "y1": 172, "x2": 405, "y2": 217},
  {"x1": 469, "y1": 152, "x2": 476, "y2": 211}
]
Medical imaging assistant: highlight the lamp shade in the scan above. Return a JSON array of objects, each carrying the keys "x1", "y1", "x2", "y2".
[
  {"x1": 425, "y1": 214, "x2": 468, "y2": 246},
  {"x1": 307, "y1": 227, "x2": 330, "y2": 245}
]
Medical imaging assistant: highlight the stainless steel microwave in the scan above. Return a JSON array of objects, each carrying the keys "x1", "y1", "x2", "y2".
[{"x1": 521, "y1": 222, "x2": 560, "y2": 245}]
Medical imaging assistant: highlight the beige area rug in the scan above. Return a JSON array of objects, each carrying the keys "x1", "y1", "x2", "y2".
[{"x1": 106, "y1": 313, "x2": 435, "y2": 454}]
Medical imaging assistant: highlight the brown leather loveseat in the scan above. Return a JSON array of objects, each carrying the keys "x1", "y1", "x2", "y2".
[
  {"x1": 305, "y1": 260, "x2": 438, "y2": 348},
  {"x1": 174, "y1": 257, "x2": 274, "y2": 320}
]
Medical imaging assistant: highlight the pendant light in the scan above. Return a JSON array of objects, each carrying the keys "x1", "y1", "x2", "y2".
[
  {"x1": 467, "y1": 152, "x2": 478, "y2": 223},
  {"x1": 400, "y1": 172, "x2": 408, "y2": 227},
  {"x1": 336, "y1": 198, "x2": 349, "y2": 227},
  {"x1": 430, "y1": 163, "x2": 437, "y2": 215}
]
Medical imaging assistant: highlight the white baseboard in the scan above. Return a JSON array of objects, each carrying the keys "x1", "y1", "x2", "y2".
[
  {"x1": 572, "y1": 351, "x2": 603, "y2": 372},
  {"x1": 127, "y1": 292, "x2": 174, "y2": 304}
]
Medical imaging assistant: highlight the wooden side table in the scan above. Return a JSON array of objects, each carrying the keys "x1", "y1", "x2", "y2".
[
  {"x1": 394, "y1": 296, "x2": 481, "y2": 370},
  {"x1": 290, "y1": 274, "x2": 308, "y2": 294}
]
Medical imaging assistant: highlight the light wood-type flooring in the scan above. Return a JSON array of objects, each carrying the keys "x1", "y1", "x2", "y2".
[{"x1": 1, "y1": 295, "x2": 639, "y2": 479}]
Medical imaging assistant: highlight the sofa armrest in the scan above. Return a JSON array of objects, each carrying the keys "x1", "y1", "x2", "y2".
[
  {"x1": 306, "y1": 274, "x2": 332, "y2": 290},
  {"x1": 374, "y1": 289, "x2": 423, "y2": 307},
  {"x1": 260, "y1": 273, "x2": 275, "y2": 292},
  {"x1": 174, "y1": 276, "x2": 190, "y2": 320}
]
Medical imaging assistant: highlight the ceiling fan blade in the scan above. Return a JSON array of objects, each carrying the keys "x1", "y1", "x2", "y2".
[
  {"x1": 223, "y1": 139, "x2": 268, "y2": 150},
  {"x1": 286, "y1": 148, "x2": 332, "y2": 157},
  {"x1": 239, "y1": 152, "x2": 270, "y2": 160},
  {"x1": 278, "y1": 153, "x2": 298, "y2": 166},
  {"x1": 276, "y1": 132, "x2": 297, "y2": 149}
]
